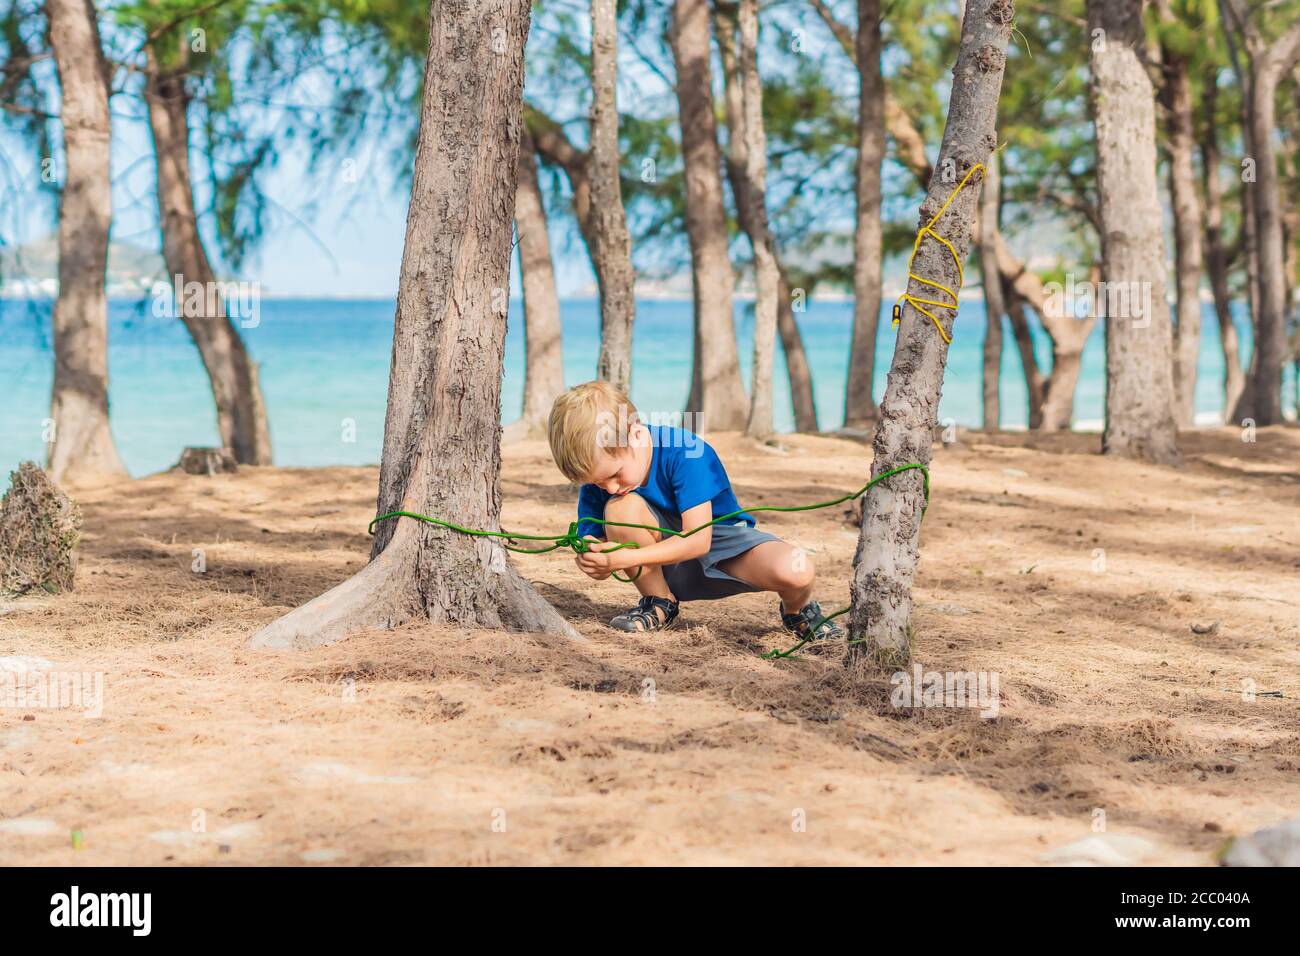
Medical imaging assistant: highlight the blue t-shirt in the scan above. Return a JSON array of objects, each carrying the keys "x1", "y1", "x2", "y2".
[{"x1": 576, "y1": 425, "x2": 754, "y2": 539}]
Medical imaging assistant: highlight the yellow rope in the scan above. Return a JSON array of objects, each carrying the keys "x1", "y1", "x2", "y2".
[{"x1": 891, "y1": 162, "x2": 986, "y2": 346}]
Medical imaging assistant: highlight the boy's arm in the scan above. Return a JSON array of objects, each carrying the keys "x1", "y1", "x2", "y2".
[{"x1": 581, "y1": 502, "x2": 713, "y2": 573}]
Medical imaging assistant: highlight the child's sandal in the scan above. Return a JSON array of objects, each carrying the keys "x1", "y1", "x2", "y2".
[
  {"x1": 780, "y1": 600, "x2": 844, "y2": 646},
  {"x1": 610, "y1": 595, "x2": 679, "y2": 633}
]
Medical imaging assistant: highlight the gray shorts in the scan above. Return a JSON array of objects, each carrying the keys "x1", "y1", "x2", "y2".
[{"x1": 610, "y1": 495, "x2": 779, "y2": 602}]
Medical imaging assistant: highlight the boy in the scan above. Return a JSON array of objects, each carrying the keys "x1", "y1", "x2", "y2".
[{"x1": 547, "y1": 380, "x2": 844, "y2": 643}]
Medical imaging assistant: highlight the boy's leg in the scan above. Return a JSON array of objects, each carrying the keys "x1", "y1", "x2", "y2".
[
  {"x1": 718, "y1": 541, "x2": 842, "y2": 642},
  {"x1": 603, "y1": 493, "x2": 674, "y2": 602},
  {"x1": 602, "y1": 494, "x2": 680, "y2": 632},
  {"x1": 716, "y1": 540, "x2": 814, "y2": 609}
]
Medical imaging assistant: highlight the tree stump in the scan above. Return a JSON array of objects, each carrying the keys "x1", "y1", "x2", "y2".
[
  {"x1": 0, "y1": 462, "x2": 83, "y2": 596},
  {"x1": 177, "y1": 447, "x2": 239, "y2": 475}
]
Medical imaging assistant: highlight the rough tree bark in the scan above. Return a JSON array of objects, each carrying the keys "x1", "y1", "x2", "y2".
[
  {"x1": 145, "y1": 41, "x2": 273, "y2": 465},
  {"x1": 672, "y1": 0, "x2": 748, "y2": 431},
  {"x1": 845, "y1": 0, "x2": 885, "y2": 429},
  {"x1": 715, "y1": 4, "x2": 818, "y2": 433},
  {"x1": 847, "y1": 0, "x2": 1014, "y2": 669},
  {"x1": 1222, "y1": 2, "x2": 1300, "y2": 425},
  {"x1": 1089, "y1": 0, "x2": 1180, "y2": 465},
  {"x1": 1200, "y1": 60, "x2": 1247, "y2": 418},
  {"x1": 979, "y1": 152, "x2": 1004, "y2": 430},
  {"x1": 1156, "y1": 4, "x2": 1204, "y2": 428},
  {"x1": 734, "y1": 0, "x2": 780, "y2": 440},
  {"x1": 45, "y1": 0, "x2": 127, "y2": 487},
  {"x1": 249, "y1": 0, "x2": 575, "y2": 650},
  {"x1": 509, "y1": 130, "x2": 565, "y2": 438},
  {"x1": 588, "y1": 0, "x2": 636, "y2": 393}
]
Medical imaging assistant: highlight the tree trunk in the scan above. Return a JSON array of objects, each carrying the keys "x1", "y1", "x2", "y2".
[
  {"x1": 672, "y1": 0, "x2": 747, "y2": 431},
  {"x1": 990, "y1": 216, "x2": 1096, "y2": 430},
  {"x1": 588, "y1": 0, "x2": 636, "y2": 393},
  {"x1": 1283, "y1": 137, "x2": 1299, "y2": 420},
  {"x1": 1038, "y1": 328, "x2": 1093, "y2": 431},
  {"x1": 1221, "y1": 5, "x2": 1260, "y2": 424},
  {"x1": 777, "y1": 270, "x2": 819, "y2": 432},
  {"x1": 808, "y1": 0, "x2": 933, "y2": 188},
  {"x1": 1089, "y1": 0, "x2": 1180, "y2": 466},
  {"x1": 145, "y1": 44, "x2": 273, "y2": 466},
  {"x1": 1232, "y1": 97, "x2": 1261, "y2": 427},
  {"x1": 511, "y1": 130, "x2": 565, "y2": 437},
  {"x1": 847, "y1": 0, "x2": 1013, "y2": 669},
  {"x1": 1200, "y1": 63, "x2": 1247, "y2": 419},
  {"x1": 715, "y1": 5, "x2": 818, "y2": 434},
  {"x1": 45, "y1": 0, "x2": 127, "y2": 487},
  {"x1": 1238, "y1": 21, "x2": 1300, "y2": 425},
  {"x1": 1003, "y1": 282, "x2": 1046, "y2": 429},
  {"x1": 733, "y1": 0, "x2": 780, "y2": 440},
  {"x1": 1157, "y1": 33, "x2": 1203, "y2": 428},
  {"x1": 250, "y1": 0, "x2": 575, "y2": 651},
  {"x1": 1230, "y1": 162, "x2": 1260, "y2": 424},
  {"x1": 524, "y1": 111, "x2": 633, "y2": 394},
  {"x1": 979, "y1": 152, "x2": 1004, "y2": 430},
  {"x1": 844, "y1": 0, "x2": 885, "y2": 429}
]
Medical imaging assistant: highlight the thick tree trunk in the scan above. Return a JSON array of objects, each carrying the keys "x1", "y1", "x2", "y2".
[
  {"x1": 145, "y1": 46, "x2": 273, "y2": 466},
  {"x1": 672, "y1": 0, "x2": 747, "y2": 431},
  {"x1": 1089, "y1": 0, "x2": 1180, "y2": 466},
  {"x1": 588, "y1": 0, "x2": 636, "y2": 393},
  {"x1": 1158, "y1": 36, "x2": 1204, "y2": 428},
  {"x1": 733, "y1": 0, "x2": 780, "y2": 440},
  {"x1": 250, "y1": 0, "x2": 575, "y2": 650},
  {"x1": 1200, "y1": 65, "x2": 1247, "y2": 418},
  {"x1": 847, "y1": 0, "x2": 1013, "y2": 669},
  {"x1": 979, "y1": 153, "x2": 1004, "y2": 430},
  {"x1": 844, "y1": 0, "x2": 885, "y2": 429},
  {"x1": 45, "y1": 0, "x2": 126, "y2": 487},
  {"x1": 715, "y1": 6, "x2": 817, "y2": 434},
  {"x1": 511, "y1": 130, "x2": 565, "y2": 437}
]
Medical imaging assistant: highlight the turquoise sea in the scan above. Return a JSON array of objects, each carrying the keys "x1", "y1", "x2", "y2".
[{"x1": 0, "y1": 296, "x2": 1278, "y2": 480}]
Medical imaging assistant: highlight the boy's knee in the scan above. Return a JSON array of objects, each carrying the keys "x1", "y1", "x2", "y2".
[
  {"x1": 603, "y1": 493, "x2": 656, "y2": 541},
  {"x1": 781, "y1": 548, "x2": 815, "y2": 589},
  {"x1": 603, "y1": 492, "x2": 644, "y2": 521}
]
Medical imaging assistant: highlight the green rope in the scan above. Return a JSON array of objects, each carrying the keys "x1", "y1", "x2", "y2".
[{"x1": 369, "y1": 462, "x2": 931, "y2": 658}]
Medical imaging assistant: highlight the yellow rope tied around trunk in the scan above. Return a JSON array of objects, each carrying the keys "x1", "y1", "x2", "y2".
[{"x1": 890, "y1": 162, "x2": 986, "y2": 346}]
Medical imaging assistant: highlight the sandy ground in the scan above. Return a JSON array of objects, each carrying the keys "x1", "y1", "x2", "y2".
[{"x1": 1, "y1": 426, "x2": 1297, "y2": 866}]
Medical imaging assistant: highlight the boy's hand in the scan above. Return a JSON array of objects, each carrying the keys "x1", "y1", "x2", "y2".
[{"x1": 576, "y1": 536, "x2": 625, "y2": 580}]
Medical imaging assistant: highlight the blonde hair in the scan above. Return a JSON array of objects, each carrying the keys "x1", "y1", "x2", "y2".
[{"x1": 547, "y1": 381, "x2": 639, "y2": 483}]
